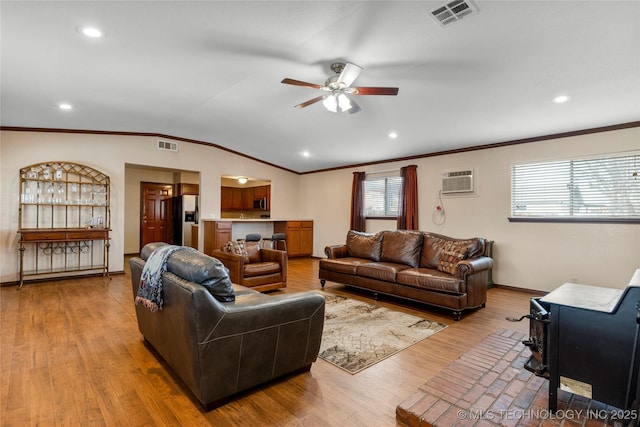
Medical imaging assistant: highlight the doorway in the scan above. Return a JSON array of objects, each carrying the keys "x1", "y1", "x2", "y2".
[
  {"x1": 140, "y1": 182, "x2": 173, "y2": 250},
  {"x1": 125, "y1": 164, "x2": 201, "y2": 255}
]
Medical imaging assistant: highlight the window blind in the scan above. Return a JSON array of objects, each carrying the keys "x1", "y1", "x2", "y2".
[
  {"x1": 511, "y1": 153, "x2": 640, "y2": 220},
  {"x1": 364, "y1": 173, "x2": 402, "y2": 218}
]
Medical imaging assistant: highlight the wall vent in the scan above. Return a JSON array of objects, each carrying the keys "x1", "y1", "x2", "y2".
[
  {"x1": 442, "y1": 170, "x2": 474, "y2": 194},
  {"x1": 429, "y1": 0, "x2": 478, "y2": 27},
  {"x1": 157, "y1": 139, "x2": 178, "y2": 152}
]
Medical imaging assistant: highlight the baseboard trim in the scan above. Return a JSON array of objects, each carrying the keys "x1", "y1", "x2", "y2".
[{"x1": 492, "y1": 283, "x2": 547, "y2": 296}]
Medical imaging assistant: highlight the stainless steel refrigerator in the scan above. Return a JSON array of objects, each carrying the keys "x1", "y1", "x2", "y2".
[{"x1": 170, "y1": 195, "x2": 198, "y2": 246}]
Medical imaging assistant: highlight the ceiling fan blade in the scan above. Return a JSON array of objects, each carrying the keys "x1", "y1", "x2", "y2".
[
  {"x1": 281, "y1": 78, "x2": 324, "y2": 90},
  {"x1": 354, "y1": 87, "x2": 399, "y2": 96},
  {"x1": 337, "y1": 62, "x2": 363, "y2": 87},
  {"x1": 348, "y1": 98, "x2": 361, "y2": 114},
  {"x1": 294, "y1": 95, "x2": 325, "y2": 109}
]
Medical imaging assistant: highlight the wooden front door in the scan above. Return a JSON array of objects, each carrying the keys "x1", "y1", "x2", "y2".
[{"x1": 140, "y1": 183, "x2": 173, "y2": 250}]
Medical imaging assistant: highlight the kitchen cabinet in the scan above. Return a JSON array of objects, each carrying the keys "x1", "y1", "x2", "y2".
[
  {"x1": 253, "y1": 185, "x2": 271, "y2": 210},
  {"x1": 221, "y1": 187, "x2": 233, "y2": 211},
  {"x1": 221, "y1": 187, "x2": 243, "y2": 211},
  {"x1": 190, "y1": 224, "x2": 199, "y2": 250},
  {"x1": 242, "y1": 187, "x2": 254, "y2": 210},
  {"x1": 177, "y1": 183, "x2": 199, "y2": 196},
  {"x1": 231, "y1": 189, "x2": 242, "y2": 210},
  {"x1": 221, "y1": 185, "x2": 271, "y2": 211},
  {"x1": 253, "y1": 186, "x2": 268, "y2": 198},
  {"x1": 203, "y1": 220, "x2": 232, "y2": 255},
  {"x1": 274, "y1": 220, "x2": 313, "y2": 257}
]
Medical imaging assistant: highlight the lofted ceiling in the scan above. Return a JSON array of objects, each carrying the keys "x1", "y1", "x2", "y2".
[{"x1": 1, "y1": 1, "x2": 639, "y2": 173}]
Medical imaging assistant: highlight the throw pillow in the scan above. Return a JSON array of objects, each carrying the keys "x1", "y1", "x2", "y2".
[
  {"x1": 245, "y1": 241, "x2": 261, "y2": 263},
  {"x1": 224, "y1": 240, "x2": 247, "y2": 256},
  {"x1": 437, "y1": 242, "x2": 469, "y2": 275}
]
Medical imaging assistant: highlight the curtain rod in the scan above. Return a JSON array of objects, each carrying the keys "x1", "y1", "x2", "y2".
[{"x1": 364, "y1": 166, "x2": 413, "y2": 175}]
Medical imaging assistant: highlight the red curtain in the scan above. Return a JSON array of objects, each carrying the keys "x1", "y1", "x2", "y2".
[
  {"x1": 350, "y1": 172, "x2": 366, "y2": 232},
  {"x1": 398, "y1": 165, "x2": 418, "y2": 230}
]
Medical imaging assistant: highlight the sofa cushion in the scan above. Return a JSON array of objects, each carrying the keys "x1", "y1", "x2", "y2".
[
  {"x1": 245, "y1": 242, "x2": 262, "y2": 263},
  {"x1": 420, "y1": 233, "x2": 484, "y2": 269},
  {"x1": 396, "y1": 268, "x2": 466, "y2": 294},
  {"x1": 346, "y1": 231, "x2": 382, "y2": 261},
  {"x1": 232, "y1": 283, "x2": 261, "y2": 297},
  {"x1": 437, "y1": 242, "x2": 470, "y2": 275},
  {"x1": 162, "y1": 246, "x2": 235, "y2": 302},
  {"x1": 356, "y1": 262, "x2": 410, "y2": 282},
  {"x1": 380, "y1": 230, "x2": 424, "y2": 268},
  {"x1": 319, "y1": 258, "x2": 369, "y2": 275},
  {"x1": 244, "y1": 261, "x2": 281, "y2": 277}
]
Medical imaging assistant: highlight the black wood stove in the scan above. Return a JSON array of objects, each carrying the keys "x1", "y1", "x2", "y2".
[{"x1": 510, "y1": 272, "x2": 640, "y2": 415}]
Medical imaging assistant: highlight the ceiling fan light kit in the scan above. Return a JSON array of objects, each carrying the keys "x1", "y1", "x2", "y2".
[
  {"x1": 323, "y1": 93, "x2": 352, "y2": 113},
  {"x1": 282, "y1": 61, "x2": 399, "y2": 114}
]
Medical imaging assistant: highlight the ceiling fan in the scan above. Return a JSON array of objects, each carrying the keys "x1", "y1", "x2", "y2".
[{"x1": 281, "y1": 62, "x2": 399, "y2": 114}]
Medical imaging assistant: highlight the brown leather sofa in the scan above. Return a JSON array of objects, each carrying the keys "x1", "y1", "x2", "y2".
[
  {"x1": 211, "y1": 241, "x2": 286, "y2": 292},
  {"x1": 319, "y1": 230, "x2": 493, "y2": 320},
  {"x1": 130, "y1": 242, "x2": 325, "y2": 410}
]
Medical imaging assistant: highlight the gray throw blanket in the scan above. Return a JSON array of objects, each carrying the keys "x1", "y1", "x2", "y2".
[{"x1": 135, "y1": 244, "x2": 197, "y2": 311}]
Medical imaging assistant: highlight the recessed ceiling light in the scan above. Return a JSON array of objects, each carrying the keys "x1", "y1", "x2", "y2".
[
  {"x1": 301, "y1": 151, "x2": 311, "y2": 157},
  {"x1": 78, "y1": 26, "x2": 103, "y2": 38},
  {"x1": 553, "y1": 95, "x2": 570, "y2": 104},
  {"x1": 388, "y1": 132, "x2": 398, "y2": 139},
  {"x1": 58, "y1": 103, "x2": 73, "y2": 110}
]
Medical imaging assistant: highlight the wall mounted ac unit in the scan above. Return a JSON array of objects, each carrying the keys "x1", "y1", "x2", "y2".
[{"x1": 442, "y1": 170, "x2": 474, "y2": 194}]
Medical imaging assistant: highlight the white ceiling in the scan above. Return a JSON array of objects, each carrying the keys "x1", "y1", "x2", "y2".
[{"x1": 2, "y1": 1, "x2": 639, "y2": 173}]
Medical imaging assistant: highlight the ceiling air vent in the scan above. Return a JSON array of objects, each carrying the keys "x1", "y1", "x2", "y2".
[
  {"x1": 157, "y1": 139, "x2": 178, "y2": 152},
  {"x1": 429, "y1": 0, "x2": 478, "y2": 27}
]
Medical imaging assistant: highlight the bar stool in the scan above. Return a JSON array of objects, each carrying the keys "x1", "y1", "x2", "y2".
[
  {"x1": 263, "y1": 233, "x2": 287, "y2": 251},
  {"x1": 238, "y1": 233, "x2": 261, "y2": 244}
]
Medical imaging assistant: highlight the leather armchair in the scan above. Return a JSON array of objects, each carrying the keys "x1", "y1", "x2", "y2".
[{"x1": 212, "y1": 242, "x2": 287, "y2": 292}]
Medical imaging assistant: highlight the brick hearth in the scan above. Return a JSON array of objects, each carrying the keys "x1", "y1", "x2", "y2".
[{"x1": 396, "y1": 329, "x2": 627, "y2": 427}]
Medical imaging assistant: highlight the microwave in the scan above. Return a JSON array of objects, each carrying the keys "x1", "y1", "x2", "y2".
[{"x1": 253, "y1": 197, "x2": 267, "y2": 210}]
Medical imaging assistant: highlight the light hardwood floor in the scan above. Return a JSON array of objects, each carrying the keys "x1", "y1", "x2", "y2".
[{"x1": 1, "y1": 257, "x2": 537, "y2": 426}]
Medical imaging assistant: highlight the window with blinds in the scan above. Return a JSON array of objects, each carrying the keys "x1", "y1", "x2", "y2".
[
  {"x1": 364, "y1": 172, "x2": 402, "y2": 218},
  {"x1": 510, "y1": 153, "x2": 640, "y2": 222}
]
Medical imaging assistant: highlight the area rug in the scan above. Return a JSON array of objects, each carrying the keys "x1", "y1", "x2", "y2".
[{"x1": 319, "y1": 295, "x2": 447, "y2": 374}]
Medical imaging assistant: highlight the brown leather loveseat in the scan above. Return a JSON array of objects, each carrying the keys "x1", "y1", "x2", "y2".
[
  {"x1": 319, "y1": 230, "x2": 493, "y2": 320},
  {"x1": 130, "y1": 242, "x2": 325, "y2": 410}
]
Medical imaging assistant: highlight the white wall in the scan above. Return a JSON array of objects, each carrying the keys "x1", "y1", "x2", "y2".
[
  {"x1": 299, "y1": 127, "x2": 640, "y2": 292},
  {"x1": 2, "y1": 127, "x2": 638, "y2": 291},
  {"x1": 0, "y1": 131, "x2": 300, "y2": 282}
]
